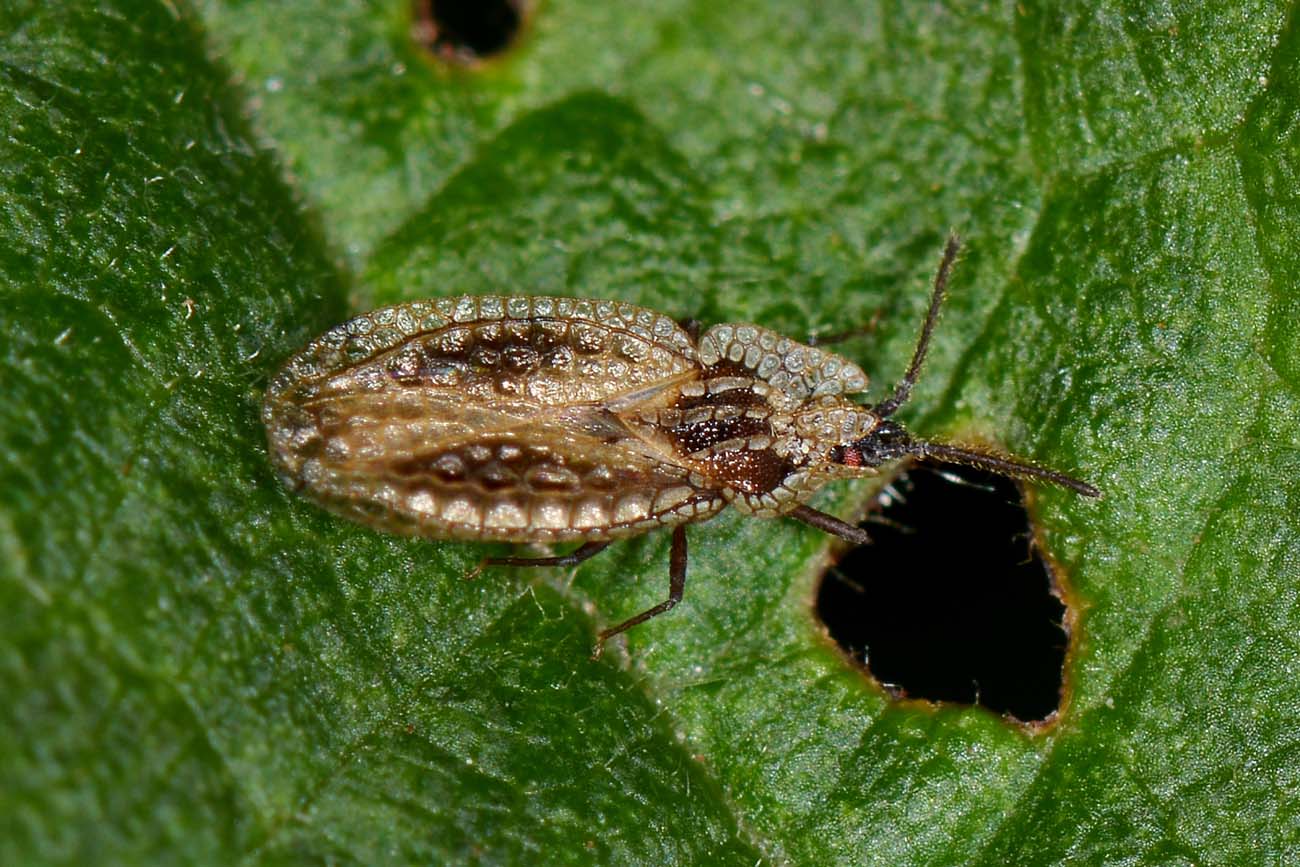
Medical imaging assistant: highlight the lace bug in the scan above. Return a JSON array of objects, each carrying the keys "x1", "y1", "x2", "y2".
[{"x1": 264, "y1": 237, "x2": 1098, "y2": 656}]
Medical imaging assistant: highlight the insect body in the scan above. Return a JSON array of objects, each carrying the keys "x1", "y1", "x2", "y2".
[{"x1": 264, "y1": 238, "x2": 1098, "y2": 655}]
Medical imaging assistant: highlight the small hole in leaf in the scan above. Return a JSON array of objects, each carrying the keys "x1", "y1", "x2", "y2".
[
  {"x1": 815, "y1": 464, "x2": 1069, "y2": 724},
  {"x1": 413, "y1": 0, "x2": 525, "y2": 63}
]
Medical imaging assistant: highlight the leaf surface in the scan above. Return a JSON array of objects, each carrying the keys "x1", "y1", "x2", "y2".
[{"x1": 4, "y1": 1, "x2": 1298, "y2": 864}]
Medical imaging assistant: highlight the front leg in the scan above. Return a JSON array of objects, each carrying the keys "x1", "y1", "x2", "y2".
[
  {"x1": 593, "y1": 525, "x2": 689, "y2": 659},
  {"x1": 788, "y1": 504, "x2": 872, "y2": 546}
]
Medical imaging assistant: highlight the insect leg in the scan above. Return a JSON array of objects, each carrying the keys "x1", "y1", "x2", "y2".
[
  {"x1": 593, "y1": 525, "x2": 688, "y2": 658},
  {"x1": 675, "y1": 316, "x2": 702, "y2": 342},
  {"x1": 473, "y1": 538, "x2": 613, "y2": 579},
  {"x1": 788, "y1": 505, "x2": 872, "y2": 546},
  {"x1": 480, "y1": 540, "x2": 612, "y2": 570}
]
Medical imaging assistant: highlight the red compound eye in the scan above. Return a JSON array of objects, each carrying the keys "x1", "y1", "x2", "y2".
[{"x1": 832, "y1": 445, "x2": 863, "y2": 467}]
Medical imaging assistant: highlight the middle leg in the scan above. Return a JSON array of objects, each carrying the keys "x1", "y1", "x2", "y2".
[{"x1": 593, "y1": 525, "x2": 689, "y2": 659}]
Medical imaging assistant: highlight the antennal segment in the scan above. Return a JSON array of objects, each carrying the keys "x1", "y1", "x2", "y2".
[
  {"x1": 874, "y1": 233, "x2": 961, "y2": 419},
  {"x1": 914, "y1": 442, "x2": 1101, "y2": 498}
]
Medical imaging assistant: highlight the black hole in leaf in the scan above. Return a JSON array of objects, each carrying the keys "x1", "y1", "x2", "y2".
[
  {"x1": 414, "y1": 0, "x2": 523, "y2": 62},
  {"x1": 815, "y1": 464, "x2": 1068, "y2": 723}
]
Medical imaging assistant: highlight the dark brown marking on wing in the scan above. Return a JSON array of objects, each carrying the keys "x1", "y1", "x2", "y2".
[
  {"x1": 383, "y1": 323, "x2": 579, "y2": 386},
  {"x1": 365, "y1": 317, "x2": 692, "y2": 413},
  {"x1": 383, "y1": 437, "x2": 679, "y2": 498}
]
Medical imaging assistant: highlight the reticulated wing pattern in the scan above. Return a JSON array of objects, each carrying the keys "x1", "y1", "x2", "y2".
[
  {"x1": 699, "y1": 323, "x2": 869, "y2": 403},
  {"x1": 264, "y1": 296, "x2": 720, "y2": 542}
]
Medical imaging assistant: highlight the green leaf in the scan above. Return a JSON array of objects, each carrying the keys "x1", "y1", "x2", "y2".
[{"x1": 5, "y1": 0, "x2": 1298, "y2": 864}]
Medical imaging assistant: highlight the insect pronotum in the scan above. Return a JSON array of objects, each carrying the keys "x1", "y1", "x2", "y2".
[{"x1": 264, "y1": 237, "x2": 1099, "y2": 656}]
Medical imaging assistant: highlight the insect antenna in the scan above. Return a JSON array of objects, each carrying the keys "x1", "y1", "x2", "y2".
[
  {"x1": 907, "y1": 441, "x2": 1101, "y2": 497},
  {"x1": 873, "y1": 233, "x2": 961, "y2": 419},
  {"x1": 862, "y1": 235, "x2": 1100, "y2": 498}
]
